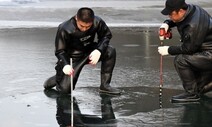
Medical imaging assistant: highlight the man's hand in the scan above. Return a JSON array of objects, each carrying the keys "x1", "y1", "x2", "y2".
[
  {"x1": 89, "y1": 49, "x2": 101, "y2": 65},
  {"x1": 63, "y1": 65, "x2": 74, "y2": 76},
  {"x1": 160, "y1": 23, "x2": 169, "y2": 32},
  {"x1": 159, "y1": 23, "x2": 171, "y2": 40},
  {"x1": 158, "y1": 46, "x2": 169, "y2": 56}
]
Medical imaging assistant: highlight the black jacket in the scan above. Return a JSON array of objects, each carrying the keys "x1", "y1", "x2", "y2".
[
  {"x1": 55, "y1": 16, "x2": 112, "y2": 65},
  {"x1": 165, "y1": 4, "x2": 212, "y2": 55}
]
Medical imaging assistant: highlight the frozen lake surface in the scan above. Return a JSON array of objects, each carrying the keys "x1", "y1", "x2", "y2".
[
  {"x1": 1, "y1": 0, "x2": 212, "y2": 126},
  {"x1": 0, "y1": 28, "x2": 212, "y2": 127}
]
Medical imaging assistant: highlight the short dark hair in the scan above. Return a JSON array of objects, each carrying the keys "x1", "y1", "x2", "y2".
[{"x1": 76, "y1": 7, "x2": 94, "y2": 23}]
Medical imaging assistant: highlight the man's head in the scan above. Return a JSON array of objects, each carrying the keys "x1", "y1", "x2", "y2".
[
  {"x1": 161, "y1": 0, "x2": 188, "y2": 22},
  {"x1": 75, "y1": 7, "x2": 94, "y2": 32}
]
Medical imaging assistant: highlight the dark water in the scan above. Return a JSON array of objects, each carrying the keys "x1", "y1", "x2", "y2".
[{"x1": 0, "y1": 28, "x2": 212, "y2": 126}]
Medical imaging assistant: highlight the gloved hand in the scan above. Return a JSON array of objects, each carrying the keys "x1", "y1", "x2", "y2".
[
  {"x1": 159, "y1": 23, "x2": 171, "y2": 40},
  {"x1": 62, "y1": 65, "x2": 74, "y2": 76},
  {"x1": 158, "y1": 46, "x2": 169, "y2": 56},
  {"x1": 160, "y1": 23, "x2": 169, "y2": 32},
  {"x1": 89, "y1": 49, "x2": 101, "y2": 65}
]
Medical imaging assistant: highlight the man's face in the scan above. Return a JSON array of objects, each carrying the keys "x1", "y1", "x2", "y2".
[
  {"x1": 76, "y1": 19, "x2": 93, "y2": 32},
  {"x1": 168, "y1": 9, "x2": 185, "y2": 23}
]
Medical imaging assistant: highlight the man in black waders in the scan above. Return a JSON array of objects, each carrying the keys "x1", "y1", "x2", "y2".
[
  {"x1": 44, "y1": 7, "x2": 121, "y2": 95},
  {"x1": 158, "y1": 0, "x2": 212, "y2": 102}
]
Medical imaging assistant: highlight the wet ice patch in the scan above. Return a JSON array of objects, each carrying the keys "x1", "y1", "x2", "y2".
[
  {"x1": 9, "y1": 77, "x2": 37, "y2": 83},
  {"x1": 3, "y1": 87, "x2": 23, "y2": 92},
  {"x1": 0, "y1": 92, "x2": 57, "y2": 127},
  {"x1": 73, "y1": 88, "x2": 103, "y2": 115},
  {"x1": 116, "y1": 108, "x2": 183, "y2": 127},
  {"x1": 123, "y1": 44, "x2": 140, "y2": 47}
]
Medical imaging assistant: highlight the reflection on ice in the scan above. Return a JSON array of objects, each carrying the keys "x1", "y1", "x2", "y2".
[{"x1": 44, "y1": 88, "x2": 117, "y2": 127}]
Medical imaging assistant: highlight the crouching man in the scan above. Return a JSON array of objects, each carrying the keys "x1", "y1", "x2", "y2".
[
  {"x1": 44, "y1": 7, "x2": 121, "y2": 95},
  {"x1": 158, "y1": 0, "x2": 212, "y2": 102}
]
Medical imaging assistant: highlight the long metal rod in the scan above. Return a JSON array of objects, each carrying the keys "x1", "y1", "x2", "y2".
[
  {"x1": 159, "y1": 41, "x2": 163, "y2": 108},
  {"x1": 70, "y1": 58, "x2": 74, "y2": 127}
]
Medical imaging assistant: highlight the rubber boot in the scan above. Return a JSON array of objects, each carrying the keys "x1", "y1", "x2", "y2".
[
  {"x1": 43, "y1": 75, "x2": 56, "y2": 89},
  {"x1": 99, "y1": 73, "x2": 121, "y2": 95},
  {"x1": 171, "y1": 92, "x2": 200, "y2": 103}
]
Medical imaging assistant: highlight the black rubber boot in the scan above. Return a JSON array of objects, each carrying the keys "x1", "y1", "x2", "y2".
[
  {"x1": 43, "y1": 75, "x2": 56, "y2": 89},
  {"x1": 171, "y1": 92, "x2": 200, "y2": 103},
  {"x1": 99, "y1": 73, "x2": 121, "y2": 95}
]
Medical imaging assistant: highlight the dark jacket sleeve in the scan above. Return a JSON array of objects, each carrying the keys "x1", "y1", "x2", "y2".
[
  {"x1": 164, "y1": 19, "x2": 177, "y2": 28},
  {"x1": 55, "y1": 25, "x2": 69, "y2": 66},
  {"x1": 168, "y1": 24, "x2": 204, "y2": 55},
  {"x1": 96, "y1": 18, "x2": 112, "y2": 53}
]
